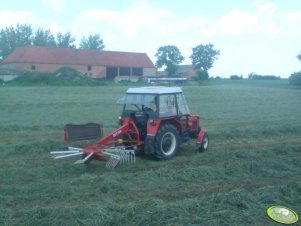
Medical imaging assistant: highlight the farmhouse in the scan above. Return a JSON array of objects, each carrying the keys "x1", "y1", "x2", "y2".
[
  {"x1": 156, "y1": 65, "x2": 196, "y2": 78},
  {"x1": 0, "y1": 46, "x2": 157, "y2": 81},
  {"x1": 175, "y1": 65, "x2": 196, "y2": 78}
]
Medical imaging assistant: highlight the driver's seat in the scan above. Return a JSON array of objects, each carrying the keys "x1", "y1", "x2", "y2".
[{"x1": 134, "y1": 111, "x2": 149, "y2": 140}]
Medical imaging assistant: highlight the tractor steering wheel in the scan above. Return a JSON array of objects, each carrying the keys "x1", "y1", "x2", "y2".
[{"x1": 143, "y1": 107, "x2": 154, "y2": 112}]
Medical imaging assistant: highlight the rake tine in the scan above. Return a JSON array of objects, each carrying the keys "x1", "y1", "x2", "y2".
[
  {"x1": 103, "y1": 149, "x2": 135, "y2": 168},
  {"x1": 68, "y1": 147, "x2": 83, "y2": 151},
  {"x1": 53, "y1": 152, "x2": 83, "y2": 159},
  {"x1": 50, "y1": 150, "x2": 81, "y2": 154},
  {"x1": 106, "y1": 156, "x2": 120, "y2": 169},
  {"x1": 106, "y1": 158, "x2": 112, "y2": 169},
  {"x1": 123, "y1": 151, "x2": 129, "y2": 163},
  {"x1": 119, "y1": 152, "x2": 122, "y2": 164},
  {"x1": 112, "y1": 158, "x2": 120, "y2": 168},
  {"x1": 131, "y1": 151, "x2": 135, "y2": 164},
  {"x1": 74, "y1": 152, "x2": 93, "y2": 164}
]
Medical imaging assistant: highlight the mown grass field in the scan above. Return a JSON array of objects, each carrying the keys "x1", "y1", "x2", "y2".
[{"x1": 0, "y1": 80, "x2": 300, "y2": 226}]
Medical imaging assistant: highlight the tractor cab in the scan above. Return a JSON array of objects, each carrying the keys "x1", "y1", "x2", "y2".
[
  {"x1": 117, "y1": 86, "x2": 190, "y2": 119},
  {"x1": 117, "y1": 87, "x2": 190, "y2": 137}
]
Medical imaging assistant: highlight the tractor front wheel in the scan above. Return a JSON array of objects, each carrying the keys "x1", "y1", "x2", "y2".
[
  {"x1": 154, "y1": 124, "x2": 180, "y2": 160},
  {"x1": 198, "y1": 133, "x2": 209, "y2": 152}
]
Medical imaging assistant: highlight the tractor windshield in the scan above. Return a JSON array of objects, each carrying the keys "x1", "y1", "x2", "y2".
[{"x1": 117, "y1": 94, "x2": 157, "y2": 112}]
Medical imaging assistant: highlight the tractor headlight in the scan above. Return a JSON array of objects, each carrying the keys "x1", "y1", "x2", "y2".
[
  {"x1": 118, "y1": 116, "x2": 123, "y2": 125},
  {"x1": 150, "y1": 119, "x2": 156, "y2": 126}
]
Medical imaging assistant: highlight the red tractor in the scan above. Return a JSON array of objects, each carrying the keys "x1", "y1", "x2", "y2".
[{"x1": 51, "y1": 87, "x2": 209, "y2": 168}]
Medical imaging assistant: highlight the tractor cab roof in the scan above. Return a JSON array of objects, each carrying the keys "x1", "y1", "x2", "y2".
[
  {"x1": 117, "y1": 86, "x2": 186, "y2": 107},
  {"x1": 126, "y1": 86, "x2": 183, "y2": 95}
]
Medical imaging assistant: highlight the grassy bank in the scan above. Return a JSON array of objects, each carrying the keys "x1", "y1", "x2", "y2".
[{"x1": 0, "y1": 80, "x2": 300, "y2": 225}]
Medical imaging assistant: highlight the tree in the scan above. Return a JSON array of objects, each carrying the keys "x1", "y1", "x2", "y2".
[
  {"x1": 32, "y1": 28, "x2": 56, "y2": 47},
  {"x1": 56, "y1": 32, "x2": 76, "y2": 48},
  {"x1": 79, "y1": 34, "x2": 105, "y2": 50},
  {"x1": 289, "y1": 71, "x2": 301, "y2": 85},
  {"x1": 0, "y1": 29, "x2": 10, "y2": 60},
  {"x1": 297, "y1": 52, "x2": 301, "y2": 62},
  {"x1": 0, "y1": 24, "x2": 33, "y2": 59},
  {"x1": 193, "y1": 70, "x2": 209, "y2": 81},
  {"x1": 14, "y1": 24, "x2": 33, "y2": 47},
  {"x1": 190, "y1": 43, "x2": 220, "y2": 72},
  {"x1": 155, "y1": 45, "x2": 184, "y2": 76}
]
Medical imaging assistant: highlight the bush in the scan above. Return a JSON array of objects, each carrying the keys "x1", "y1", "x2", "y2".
[
  {"x1": 289, "y1": 71, "x2": 301, "y2": 85},
  {"x1": 230, "y1": 75, "x2": 243, "y2": 80},
  {"x1": 7, "y1": 69, "x2": 107, "y2": 86},
  {"x1": 55, "y1": 67, "x2": 85, "y2": 80},
  {"x1": 11, "y1": 72, "x2": 57, "y2": 84}
]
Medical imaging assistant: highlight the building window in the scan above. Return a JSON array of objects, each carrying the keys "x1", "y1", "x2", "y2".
[
  {"x1": 132, "y1": 67, "x2": 143, "y2": 76},
  {"x1": 88, "y1": 65, "x2": 92, "y2": 71},
  {"x1": 31, "y1": 65, "x2": 36, "y2": 71},
  {"x1": 120, "y1": 67, "x2": 130, "y2": 76}
]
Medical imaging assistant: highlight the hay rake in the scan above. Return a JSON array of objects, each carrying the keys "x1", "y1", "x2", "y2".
[
  {"x1": 50, "y1": 146, "x2": 135, "y2": 169},
  {"x1": 50, "y1": 120, "x2": 139, "y2": 169}
]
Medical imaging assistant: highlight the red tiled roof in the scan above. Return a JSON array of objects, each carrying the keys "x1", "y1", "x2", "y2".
[{"x1": 2, "y1": 46, "x2": 155, "y2": 68}]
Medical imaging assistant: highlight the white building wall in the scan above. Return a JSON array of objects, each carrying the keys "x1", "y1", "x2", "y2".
[{"x1": 143, "y1": 68, "x2": 157, "y2": 77}]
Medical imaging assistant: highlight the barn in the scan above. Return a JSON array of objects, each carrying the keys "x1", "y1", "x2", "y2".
[{"x1": 0, "y1": 46, "x2": 157, "y2": 81}]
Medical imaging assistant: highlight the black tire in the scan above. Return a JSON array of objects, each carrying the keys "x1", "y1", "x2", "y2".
[
  {"x1": 154, "y1": 124, "x2": 180, "y2": 160},
  {"x1": 198, "y1": 133, "x2": 209, "y2": 152}
]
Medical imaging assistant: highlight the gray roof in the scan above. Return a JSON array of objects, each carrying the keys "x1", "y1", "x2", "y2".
[
  {"x1": 126, "y1": 86, "x2": 182, "y2": 94},
  {"x1": 176, "y1": 65, "x2": 194, "y2": 73}
]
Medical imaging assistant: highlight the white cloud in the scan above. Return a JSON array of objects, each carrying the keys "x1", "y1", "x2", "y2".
[
  {"x1": 47, "y1": 23, "x2": 65, "y2": 34},
  {"x1": 71, "y1": 1, "x2": 174, "y2": 39},
  {"x1": 43, "y1": 0, "x2": 65, "y2": 13},
  {"x1": 71, "y1": 0, "x2": 207, "y2": 64},
  {"x1": 200, "y1": 3, "x2": 282, "y2": 37},
  {"x1": 203, "y1": 9, "x2": 257, "y2": 36},
  {"x1": 281, "y1": 10, "x2": 301, "y2": 36},
  {"x1": 0, "y1": 10, "x2": 38, "y2": 27}
]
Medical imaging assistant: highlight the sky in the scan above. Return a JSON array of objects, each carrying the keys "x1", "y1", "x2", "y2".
[{"x1": 1, "y1": 0, "x2": 301, "y2": 78}]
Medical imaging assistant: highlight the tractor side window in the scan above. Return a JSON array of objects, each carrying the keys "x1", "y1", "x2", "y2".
[
  {"x1": 159, "y1": 95, "x2": 177, "y2": 117},
  {"x1": 176, "y1": 93, "x2": 190, "y2": 115}
]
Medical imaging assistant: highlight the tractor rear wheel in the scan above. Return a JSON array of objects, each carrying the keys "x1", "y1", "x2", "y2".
[{"x1": 154, "y1": 124, "x2": 180, "y2": 160}]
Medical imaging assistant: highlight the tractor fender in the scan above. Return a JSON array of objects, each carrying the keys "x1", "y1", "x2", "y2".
[
  {"x1": 146, "y1": 119, "x2": 161, "y2": 136},
  {"x1": 196, "y1": 130, "x2": 206, "y2": 144}
]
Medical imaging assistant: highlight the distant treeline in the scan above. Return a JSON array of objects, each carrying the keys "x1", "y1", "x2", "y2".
[
  {"x1": 0, "y1": 24, "x2": 105, "y2": 61},
  {"x1": 248, "y1": 73, "x2": 280, "y2": 80},
  {"x1": 228, "y1": 73, "x2": 281, "y2": 80}
]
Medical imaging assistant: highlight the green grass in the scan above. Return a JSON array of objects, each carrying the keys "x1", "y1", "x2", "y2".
[{"x1": 0, "y1": 80, "x2": 300, "y2": 226}]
